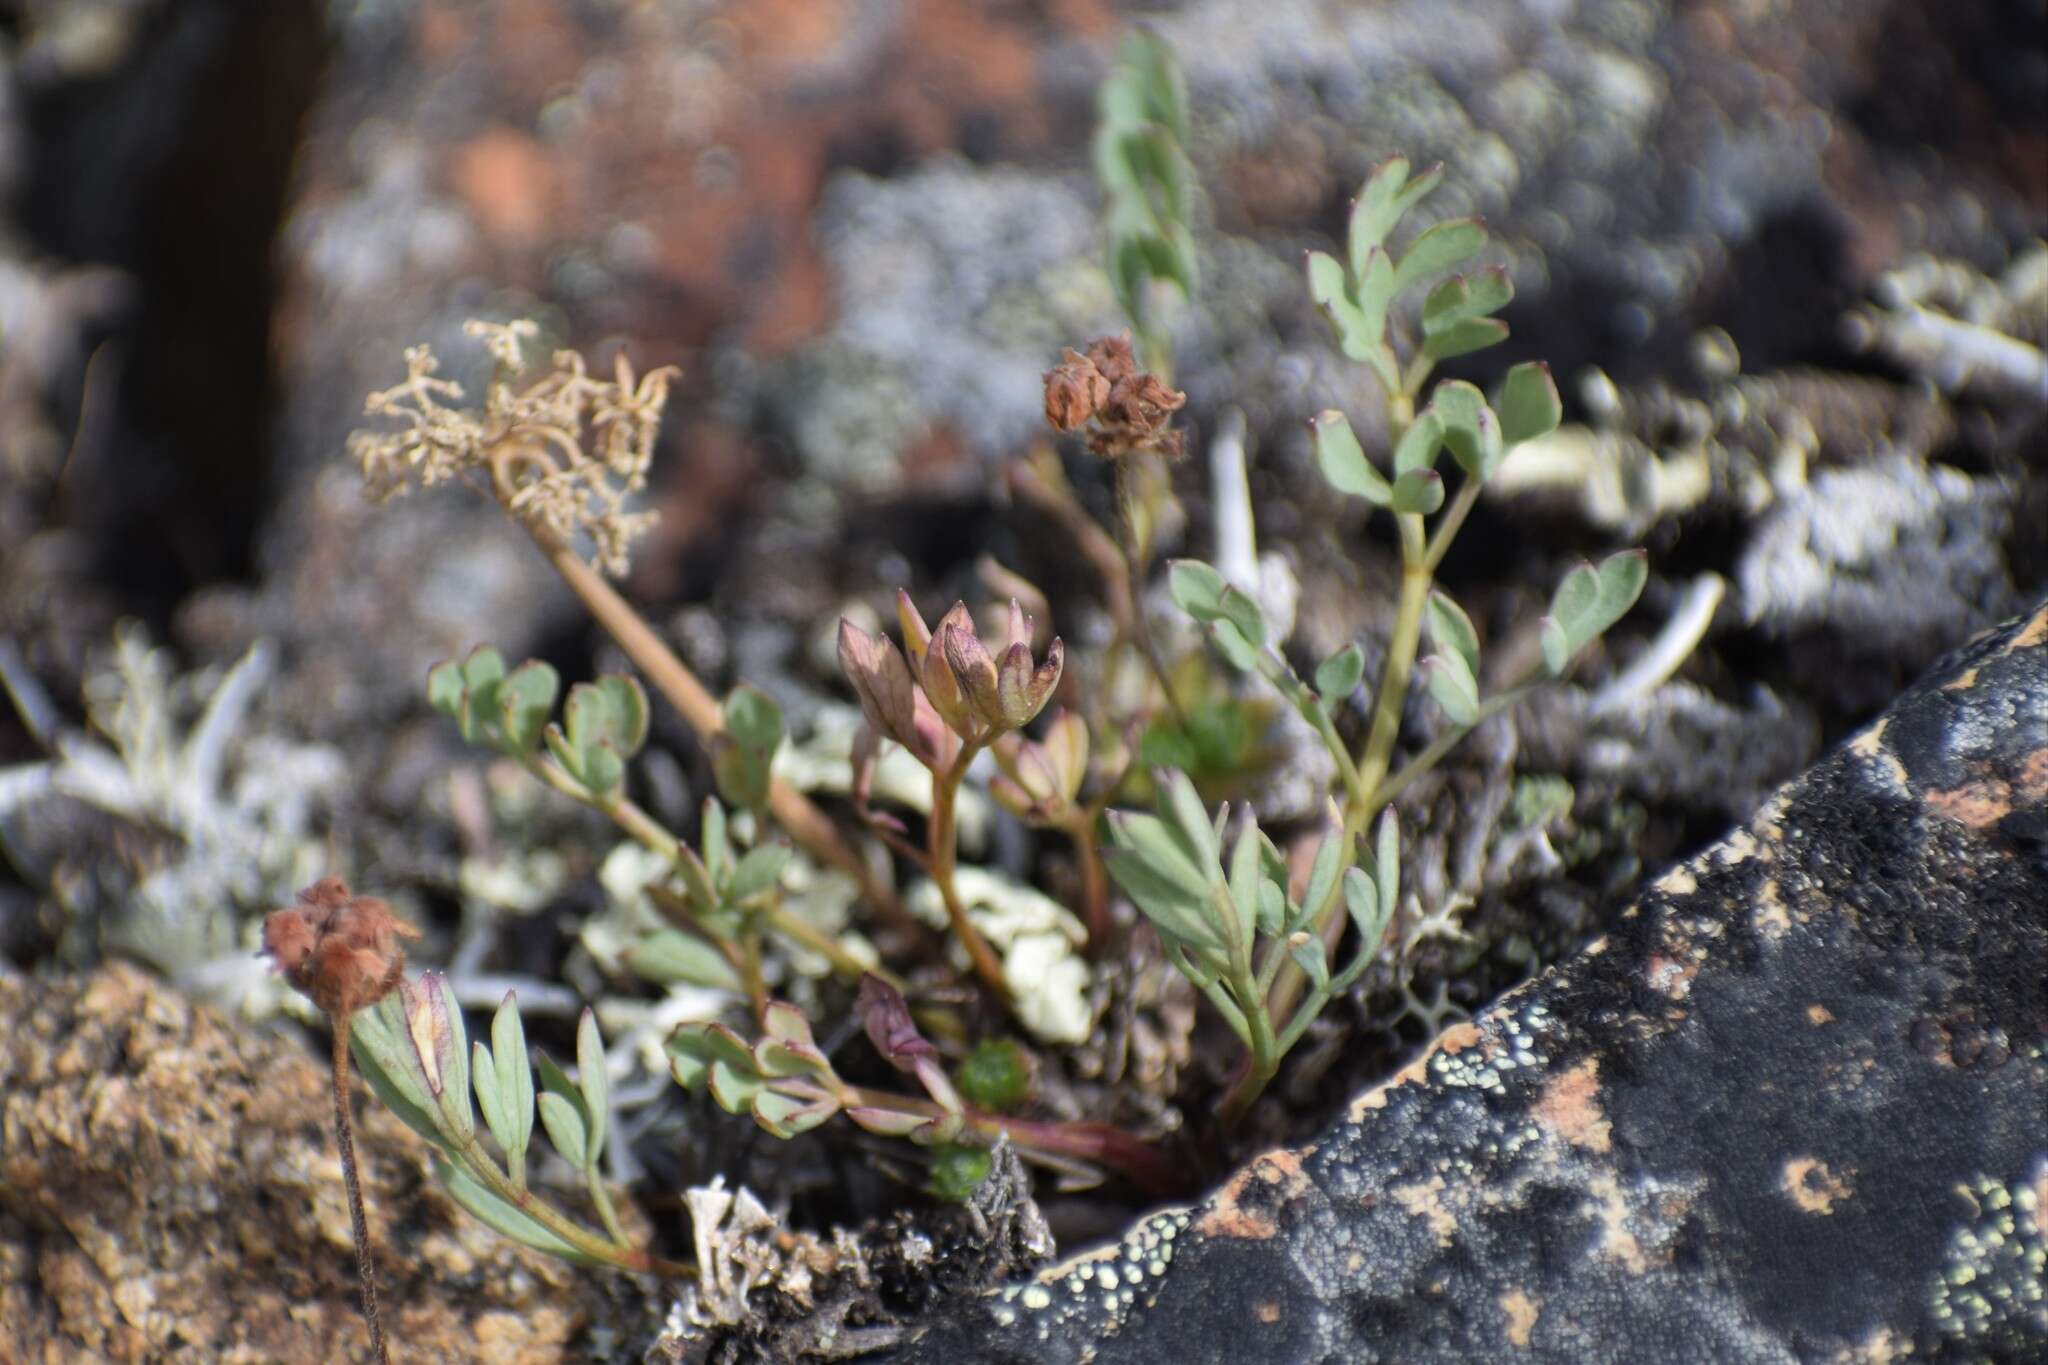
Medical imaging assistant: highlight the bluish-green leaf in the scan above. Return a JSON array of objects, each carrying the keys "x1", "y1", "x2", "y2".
[
  {"x1": 1541, "y1": 550, "x2": 1648, "y2": 675},
  {"x1": 1422, "y1": 316, "x2": 1510, "y2": 361},
  {"x1": 1207, "y1": 619, "x2": 1260, "y2": 671},
  {"x1": 1226, "y1": 821, "x2": 1263, "y2": 951},
  {"x1": 1389, "y1": 469, "x2": 1445, "y2": 515},
  {"x1": 1420, "y1": 652, "x2": 1480, "y2": 726},
  {"x1": 1314, "y1": 644, "x2": 1365, "y2": 711},
  {"x1": 626, "y1": 929, "x2": 743, "y2": 992},
  {"x1": 1422, "y1": 267, "x2": 1513, "y2": 333},
  {"x1": 492, "y1": 993, "x2": 534, "y2": 1174},
  {"x1": 576, "y1": 1009, "x2": 608, "y2": 1163},
  {"x1": 1393, "y1": 410, "x2": 1445, "y2": 476},
  {"x1": 496, "y1": 660, "x2": 559, "y2": 755},
  {"x1": 728, "y1": 843, "x2": 791, "y2": 904},
  {"x1": 434, "y1": 1158, "x2": 604, "y2": 1265},
  {"x1": 752, "y1": 1089, "x2": 836, "y2": 1139},
  {"x1": 1425, "y1": 590, "x2": 1480, "y2": 676},
  {"x1": 1287, "y1": 931, "x2": 1330, "y2": 989},
  {"x1": 536, "y1": 1091, "x2": 588, "y2": 1171},
  {"x1": 1432, "y1": 381, "x2": 1505, "y2": 481},
  {"x1": 1395, "y1": 218, "x2": 1487, "y2": 295},
  {"x1": 1311, "y1": 410, "x2": 1390, "y2": 504},
  {"x1": 1497, "y1": 361, "x2": 1562, "y2": 446},
  {"x1": 1216, "y1": 586, "x2": 1267, "y2": 650},
  {"x1": 1168, "y1": 559, "x2": 1229, "y2": 623}
]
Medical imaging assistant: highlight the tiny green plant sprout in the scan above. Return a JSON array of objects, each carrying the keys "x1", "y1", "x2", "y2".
[{"x1": 1083, "y1": 150, "x2": 1649, "y2": 1117}]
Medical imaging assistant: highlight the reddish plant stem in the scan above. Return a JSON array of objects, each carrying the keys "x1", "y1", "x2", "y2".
[{"x1": 330, "y1": 1015, "x2": 391, "y2": 1365}]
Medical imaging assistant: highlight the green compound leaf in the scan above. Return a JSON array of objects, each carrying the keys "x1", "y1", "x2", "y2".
[
  {"x1": 536, "y1": 1051, "x2": 595, "y2": 1171},
  {"x1": 1207, "y1": 618, "x2": 1260, "y2": 671},
  {"x1": 625, "y1": 929, "x2": 743, "y2": 992},
  {"x1": 1341, "y1": 865, "x2": 1392, "y2": 959},
  {"x1": 1310, "y1": 409, "x2": 1391, "y2": 504},
  {"x1": 1497, "y1": 361, "x2": 1563, "y2": 446},
  {"x1": 1314, "y1": 644, "x2": 1366, "y2": 711},
  {"x1": 434, "y1": 1158, "x2": 604, "y2": 1265},
  {"x1": 1216, "y1": 586, "x2": 1268, "y2": 651},
  {"x1": 1349, "y1": 156, "x2": 1443, "y2": 264},
  {"x1": 1287, "y1": 931, "x2": 1330, "y2": 989},
  {"x1": 1540, "y1": 550, "x2": 1648, "y2": 676},
  {"x1": 1422, "y1": 316, "x2": 1510, "y2": 362},
  {"x1": 1393, "y1": 409, "x2": 1445, "y2": 476},
  {"x1": 1425, "y1": 589, "x2": 1481, "y2": 676},
  {"x1": 575, "y1": 1009, "x2": 608, "y2": 1162},
  {"x1": 1389, "y1": 469, "x2": 1445, "y2": 515},
  {"x1": 714, "y1": 684, "x2": 784, "y2": 810},
  {"x1": 495, "y1": 660, "x2": 559, "y2": 755},
  {"x1": 1351, "y1": 247, "x2": 1397, "y2": 359},
  {"x1": 1394, "y1": 218, "x2": 1487, "y2": 296},
  {"x1": 1168, "y1": 558, "x2": 1229, "y2": 622},
  {"x1": 1432, "y1": 381, "x2": 1506, "y2": 482},
  {"x1": 1422, "y1": 267, "x2": 1513, "y2": 333},
  {"x1": 491, "y1": 993, "x2": 534, "y2": 1174},
  {"x1": 556, "y1": 675, "x2": 650, "y2": 797},
  {"x1": 536, "y1": 1092, "x2": 588, "y2": 1171},
  {"x1": 1420, "y1": 652, "x2": 1480, "y2": 726},
  {"x1": 751, "y1": 1089, "x2": 837, "y2": 1139},
  {"x1": 727, "y1": 842, "x2": 791, "y2": 904}
]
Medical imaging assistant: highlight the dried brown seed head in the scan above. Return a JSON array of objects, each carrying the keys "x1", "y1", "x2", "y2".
[{"x1": 263, "y1": 877, "x2": 422, "y2": 1018}]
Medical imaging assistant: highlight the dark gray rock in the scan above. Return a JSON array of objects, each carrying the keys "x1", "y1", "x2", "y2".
[{"x1": 885, "y1": 598, "x2": 2048, "y2": 1362}]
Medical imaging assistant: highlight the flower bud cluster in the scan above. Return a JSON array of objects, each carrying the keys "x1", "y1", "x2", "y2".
[{"x1": 838, "y1": 593, "x2": 1065, "y2": 765}]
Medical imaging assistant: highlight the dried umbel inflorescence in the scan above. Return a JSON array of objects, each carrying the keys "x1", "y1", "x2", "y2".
[
  {"x1": 262, "y1": 876, "x2": 422, "y2": 1018},
  {"x1": 1043, "y1": 334, "x2": 1187, "y2": 459},
  {"x1": 349, "y1": 319, "x2": 678, "y2": 576}
]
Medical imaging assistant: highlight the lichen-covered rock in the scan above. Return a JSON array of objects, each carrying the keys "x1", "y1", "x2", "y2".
[
  {"x1": 885, "y1": 598, "x2": 2048, "y2": 1361},
  {"x1": 0, "y1": 962, "x2": 655, "y2": 1363}
]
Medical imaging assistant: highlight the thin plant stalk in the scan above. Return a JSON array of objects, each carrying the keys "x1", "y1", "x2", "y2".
[
  {"x1": 329, "y1": 1015, "x2": 390, "y2": 1365},
  {"x1": 929, "y1": 745, "x2": 1011, "y2": 998}
]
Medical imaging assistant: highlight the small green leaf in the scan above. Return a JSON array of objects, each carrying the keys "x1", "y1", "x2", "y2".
[
  {"x1": 1422, "y1": 267, "x2": 1513, "y2": 332},
  {"x1": 492, "y1": 993, "x2": 534, "y2": 1174},
  {"x1": 1311, "y1": 410, "x2": 1391, "y2": 504},
  {"x1": 1287, "y1": 931, "x2": 1330, "y2": 989},
  {"x1": 753, "y1": 1038, "x2": 828, "y2": 1079},
  {"x1": 536, "y1": 1091, "x2": 588, "y2": 1170},
  {"x1": 727, "y1": 843, "x2": 791, "y2": 904},
  {"x1": 435, "y1": 1158, "x2": 603, "y2": 1264},
  {"x1": 427, "y1": 659, "x2": 465, "y2": 719},
  {"x1": 1392, "y1": 410, "x2": 1445, "y2": 476},
  {"x1": 715, "y1": 684, "x2": 783, "y2": 809},
  {"x1": 1541, "y1": 550, "x2": 1648, "y2": 675},
  {"x1": 350, "y1": 999, "x2": 450, "y2": 1153},
  {"x1": 846, "y1": 1105, "x2": 933, "y2": 1138},
  {"x1": 1100, "y1": 845, "x2": 1223, "y2": 956},
  {"x1": 576, "y1": 1009, "x2": 608, "y2": 1163},
  {"x1": 1305, "y1": 251, "x2": 1349, "y2": 311},
  {"x1": 451, "y1": 647, "x2": 507, "y2": 746},
  {"x1": 625, "y1": 929, "x2": 743, "y2": 992},
  {"x1": 1425, "y1": 590, "x2": 1481, "y2": 675},
  {"x1": 496, "y1": 660, "x2": 559, "y2": 755},
  {"x1": 1342, "y1": 865, "x2": 1391, "y2": 956},
  {"x1": 1160, "y1": 770, "x2": 1220, "y2": 870},
  {"x1": 1432, "y1": 381, "x2": 1505, "y2": 481},
  {"x1": 761, "y1": 1001, "x2": 815, "y2": 1047},
  {"x1": 1314, "y1": 645, "x2": 1366, "y2": 711},
  {"x1": 1420, "y1": 652, "x2": 1480, "y2": 726},
  {"x1": 1395, "y1": 218, "x2": 1487, "y2": 295},
  {"x1": 472, "y1": 1041, "x2": 508, "y2": 1157},
  {"x1": 1105, "y1": 811, "x2": 1210, "y2": 901},
  {"x1": 723, "y1": 684, "x2": 782, "y2": 752},
  {"x1": 1168, "y1": 559, "x2": 1229, "y2": 623},
  {"x1": 1497, "y1": 361, "x2": 1562, "y2": 446},
  {"x1": 1422, "y1": 317, "x2": 1510, "y2": 361},
  {"x1": 1226, "y1": 821, "x2": 1263, "y2": 951},
  {"x1": 1207, "y1": 619, "x2": 1260, "y2": 671},
  {"x1": 1302, "y1": 826, "x2": 1343, "y2": 923},
  {"x1": 751, "y1": 1089, "x2": 835, "y2": 1139},
  {"x1": 1389, "y1": 469, "x2": 1445, "y2": 515},
  {"x1": 1351, "y1": 156, "x2": 1417, "y2": 263},
  {"x1": 707, "y1": 1059, "x2": 765, "y2": 1112},
  {"x1": 1258, "y1": 880, "x2": 1287, "y2": 937},
  {"x1": 701, "y1": 798, "x2": 732, "y2": 887},
  {"x1": 1351, "y1": 247, "x2": 1397, "y2": 357},
  {"x1": 1216, "y1": 586, "x2": 1267, "y2": 650}
]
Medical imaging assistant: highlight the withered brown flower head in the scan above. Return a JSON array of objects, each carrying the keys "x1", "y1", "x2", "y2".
[
  {"x1": 1040, "y1": 333, "x2": 1186, "y2": 460},
  {"x1": 263, "y1": 877, "x2": 422, "y2": 1018}
]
